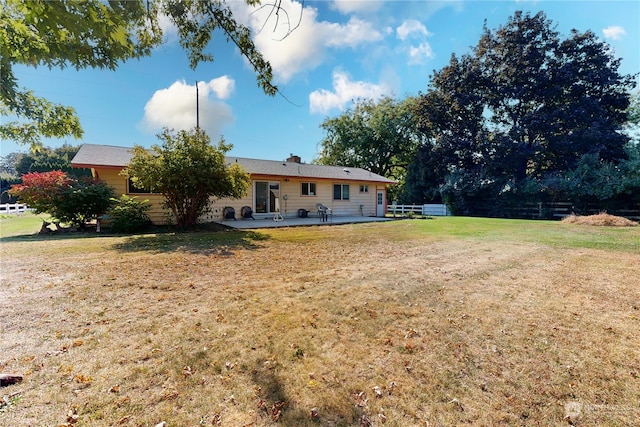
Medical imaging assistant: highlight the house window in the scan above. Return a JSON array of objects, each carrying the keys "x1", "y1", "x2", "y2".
[
  {"x1": 333, "y1": 184, "x2": 349, "y2": 200},
  {"x1": 128, "y1": 178, "x2": 152, "y2": 194},
  {"x1": 301, "y1": 182, "x2": 316, "y2": 196},
  {"x1": 360, "y1": 185, "x2": 369, "y2": 193}
]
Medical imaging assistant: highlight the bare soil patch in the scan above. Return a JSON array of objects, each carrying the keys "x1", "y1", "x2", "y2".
[{"x1": 1, "y1": 221, "x2": 639, "y2": 426}]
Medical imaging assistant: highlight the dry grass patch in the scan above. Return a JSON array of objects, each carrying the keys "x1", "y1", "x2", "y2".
[
  {"x1": 1, "y1": 219, "x2": 639, "y2": 426},
  {"x1": 562, "y1": 212, "x2": 638, "y2": 227}
]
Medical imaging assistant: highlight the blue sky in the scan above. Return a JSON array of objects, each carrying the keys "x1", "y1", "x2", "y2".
[{"x1": 3, "y1": 0, "x2": 639, "y2": 163}]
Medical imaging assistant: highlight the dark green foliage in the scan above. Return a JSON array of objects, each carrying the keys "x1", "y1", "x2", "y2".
[
  {"x1": 543, "y1": 143, "x2": 640, "y2": 213},
  {"x1": 13, "y1": 144, "x2": 91, "y2": 177},
  {"x1": 0, "y1": 176, "x2": 20, "y2": 203},
  {"x1": 406, "y1": 11, "x2": 637, "y2": 216},
  {"x1": 108, "y1": 195, "x2": 152, "y2": 234},
  {"x1": 52, "y1": 178, "x2": 115, "y2": 228}
]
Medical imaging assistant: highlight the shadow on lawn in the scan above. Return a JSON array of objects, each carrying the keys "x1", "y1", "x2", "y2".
[
  {"x1": 251, "y1": 358, "x2": 366, "y2": 425},
  {"x1": 0, "y1": 229, "x2": 107, "y2": 243},
  {"x1": 111, "y1": 229, "x2": 270, "y2": 255}
]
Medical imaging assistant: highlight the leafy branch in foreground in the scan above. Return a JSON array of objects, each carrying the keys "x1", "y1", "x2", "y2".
[{"x1": 1, "y1": 0, "x2": 295, "y2": 150}]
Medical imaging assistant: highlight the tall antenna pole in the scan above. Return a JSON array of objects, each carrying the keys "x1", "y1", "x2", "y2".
[{"x1": 196, "y1": 81, "x2": 200, "y2": 129}]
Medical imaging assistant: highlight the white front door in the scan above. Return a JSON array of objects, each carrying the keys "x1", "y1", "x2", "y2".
[{"x1": 376, "y1": 190, "x2": 385, "y2": 217}]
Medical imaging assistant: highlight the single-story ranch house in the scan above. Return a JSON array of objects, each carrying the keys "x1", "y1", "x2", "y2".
[{"x1": 71, "y1": 144, "x2": 396, "y2": 224}]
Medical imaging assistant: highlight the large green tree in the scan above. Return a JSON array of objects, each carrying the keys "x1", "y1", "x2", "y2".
[
  {"x1": 316, "y1": 97, "x2": 422, "y2": 197},
  {"x1": 407, "y1": 11, "x2": 636, "y2": 215},
  {"x1": 126, "y1": 127, "x2": 250, "y2": 229},
  {"x1": 1, "y1": 0, "x2": 280, "y2": 150},
  {"x1": 12, "y1": 144, "x2": 90, "y2": 177}
]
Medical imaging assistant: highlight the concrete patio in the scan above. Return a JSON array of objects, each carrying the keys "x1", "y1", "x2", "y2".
[{"x1": 215, "y1": 214, "x2": 395, "y2": 229}]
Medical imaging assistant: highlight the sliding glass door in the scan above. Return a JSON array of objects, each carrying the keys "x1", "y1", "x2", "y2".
[{"x1": 254, "y1": 181, "x2": 280, "y2": 213}]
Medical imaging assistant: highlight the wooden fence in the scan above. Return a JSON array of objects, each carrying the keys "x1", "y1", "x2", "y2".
[
  {"x1": 388, "y1": 202, "x2": 640, "y2": 220},
  {"x1": 0, "y1": 203, "x2": 29, "y2": 214},
  {"x1": 387, "y1": 204, "x2": 451, "y2": 216}
]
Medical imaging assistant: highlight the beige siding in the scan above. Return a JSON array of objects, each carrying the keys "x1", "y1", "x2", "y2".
[
  {"x1": 94, "y1": 168, "x2": 126, "y2": 195},
  {"x1": 95, "y1": 167, "x2": 169, "y2": 225},
  {"x1": 203, "y1": 189, "x2": 253, "y2": 222},
  {"x1": 213, "y1": 178, "x2": 384, "y2": 221},
  {"x1": 94, "y1": 168, "x2": 390, "y2": 224}
]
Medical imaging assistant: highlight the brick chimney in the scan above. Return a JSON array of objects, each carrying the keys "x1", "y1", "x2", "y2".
[{"x1": 286, "y1": 154, "x2": 302, "y2": 163}]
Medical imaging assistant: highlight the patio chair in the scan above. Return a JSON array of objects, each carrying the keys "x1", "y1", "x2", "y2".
[
  {"x1": 223, "y1": 206, "x2": 236, "y2": 220},
  {"x1": 241, "y1": 206, "x2": 255, "y2": 219},
  {"x1": 316, "y1": 203, "x2": 332, "y2": 222}
]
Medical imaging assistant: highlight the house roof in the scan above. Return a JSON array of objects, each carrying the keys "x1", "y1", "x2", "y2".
[{"x1": 71, "y1": 144, "x2": 396, "y2": 184}]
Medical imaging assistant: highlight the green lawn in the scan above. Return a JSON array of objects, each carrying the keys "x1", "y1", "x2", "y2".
[{"x1": 0, "y1": 212, "x2": 50, "y2": 238}]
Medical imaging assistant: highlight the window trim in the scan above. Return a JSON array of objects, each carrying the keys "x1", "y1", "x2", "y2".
[
  {"x1": 333, "y1": 183, "x2": 350, "y2": 201},
  {"x1": 359, "y1": 184, "x2": 369, "y2": 193},
  {"x1": 301, "y1": 182, "x2": 317, "y2": 196}
]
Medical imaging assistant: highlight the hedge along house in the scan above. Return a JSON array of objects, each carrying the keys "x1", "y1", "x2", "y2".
[{"x1": 71, "y1": 144, "x2": 396, "y2": 225}]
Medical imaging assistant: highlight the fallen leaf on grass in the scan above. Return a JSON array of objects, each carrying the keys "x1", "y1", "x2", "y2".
[
  {"x1": 117, "y1": 415, "x2": 131, "y2": 424},
  {"x1": 73, "y1": 374, "x2": 93, "y2": 384},
  {"x1": 404, "y1": 328, "x2": 419, "y2": 338},
  {"x1": 66, "y1": 406, "x2": 79, "y2": 424},
  {"x1": 161, "y1": 388, "x2": 179, "y2": 401},
  {"x1": 355, "y1": 391, "x2": 368, "y2": 408},
  {"x1": 270, "y1": 401, "x2": 286, "y2": 421},
  {"x1": 115, "y1": 396, "x2": 131, "y2": 407}
]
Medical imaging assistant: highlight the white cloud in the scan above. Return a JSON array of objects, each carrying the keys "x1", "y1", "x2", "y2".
[
  {"x1": 394, "y1": 19, "x2": 434, "y2": 66},
  {"x1": 232, "y1": 0, "x2": 384, "y2": 83},
  {"x1": 396, "y1": 19, "x2": 430, "y2": 41},
  {"x1": 602, "y1": 26, "x2": 626, "y2": 40},
  {"x1": 204, "y1": 76, "x2": 235, "y2": 100},
  {"x1": 325, "y1": 17, "x2": 384, "y2": 48},
  {"x1": 407, "y1": 42, "x2": 434, "y2": 65},
  {"x1": 141, "y1": 78, "x2": 234, "y2": 137},
  {"x1": 309, "y1": 70, "x2": 393, "y2": 115},
  {"x1": 331, "y1": 0, "x2": 383, "y2": 14}
]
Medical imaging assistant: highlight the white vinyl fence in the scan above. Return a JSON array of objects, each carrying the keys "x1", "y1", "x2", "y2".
[
  {"x1": 387, "y1": 204, "x2": 451, "y2": 216},
  {"x1": 0, "y1": 203, "x2": 30, "y2": 214}
]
